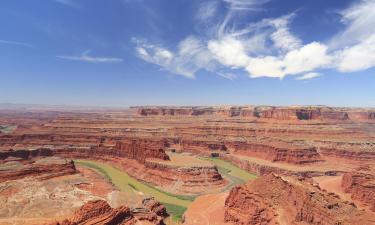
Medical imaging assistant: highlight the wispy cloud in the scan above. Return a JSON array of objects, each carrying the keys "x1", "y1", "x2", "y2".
[
  {"x1": 134, "y1": 37, "x2": 215, "y2": 79},
  {"x1": 57, "y1": 51, "x2": 123, "y2": 63},
  {"x1": 54, "y1": 0, "x2": 79, "y2": 8},
  {"x1": 134, "y1": 0, "x2": 375, "y2": 80},
  {"x1": 296, "y1": 72, "x2": 322, "y2": 80},
  {"x1": 223, "y1": 0, "x2": 270, "y2": 11},
  {"x1": 195, "y1": 1, "x2": 218, "y2": 22},
  {"x1": 0, "y1": 39, "x2": 34, "y2": 48}
]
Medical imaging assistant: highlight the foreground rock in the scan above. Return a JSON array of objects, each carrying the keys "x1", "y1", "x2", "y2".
[
  {"x1": 51, "y1": 198, "x2": 167, "y2": 225},
  {"x1": 225, "y1": 173, "x2": 375, "y2": 225}
]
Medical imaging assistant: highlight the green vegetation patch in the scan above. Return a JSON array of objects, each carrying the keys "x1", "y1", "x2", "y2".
[{"x1": 162, "y1": 203, "x2": 187, "y2": 222}]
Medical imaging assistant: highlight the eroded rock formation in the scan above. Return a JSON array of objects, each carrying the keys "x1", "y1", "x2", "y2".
[
  {"x1": 342, "y1": 170, "x2": 375, "y2": 211},
  {"x1": 225, "y1": 174, "x2": 375, "y2": 225},
  {"x1": 0, "y1": 149, "x2": 76, "y2": 182},
  {"x1": 114, "y1": 138, "x2": 170, "y2": 163},
  {"x1": 51, "y1": 198, "x2": 167, "y2": 225}
]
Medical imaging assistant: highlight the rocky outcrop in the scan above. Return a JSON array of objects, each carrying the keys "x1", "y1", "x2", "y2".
[
  {"x1": 0, "y1": 148, "x2": 53, "y2": 160},
  {"x1": 225, "y1": 174, "x2": 375, "y2": 225},
  {"x1": 54, "y1": 137, "x2": 170, "y2": 163},
  {"x1": 348, "y1": 111, "x2": 375, "y2": 121},
  {"x1": 342, "y1": 171, "x2": 375, "y2": 211},
  {"x1": 51, "y1": 200, "x2": 136, "y2": 225},
  {"x1": 114, "y1": 138, "x2": 170, "y2": 163},
  {"x1": 227, "y1": 141, "x2": 321, "y2": 164},
  {"x1": 52, "y1": 199, "x2": 167, "y2": 225},
  {"x1": 319, "y1": 147, "x2": 375, "y2": 160},
  {"x1": 180, "y1": 139, "x2": 227, "y2": 154},
  {"x1": 144, "y1": 160, "x2": 226, "y2": 194},
  {"x1": 180, "y1": 138, "x2": 321, "y2": 164},
  {"x1": 0, "y1": 149, "x2": 76, "y2": 182}
]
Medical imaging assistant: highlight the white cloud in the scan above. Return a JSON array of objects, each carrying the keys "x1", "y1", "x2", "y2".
[
  {"x1": 283, "y1": 42, "x2": 331, "y2": 75},
  {"x1": 295, "y1": 72, "x2": 322, "y2": 80},
  {"x1": 57, "y1": 51, "x2": 123, "y2": 63},
  {"x1": 208, "y1": 37, "x2": 250, "y2": 68},
  {"x1": 331, "y1": 0, "x2": 375, "y2": 49},
  {"x1": 0, "y1": 39, "x2": 34, "y2": 48},
  {"x1": 336, "y1": 34, "x2": 375, "y2": 72},
  {"x1": 134, "y1": 0, "x2": 375, "y2": 80},
  {"x1": 246, "y1": 56, "x2": 284, "y2": 78}
]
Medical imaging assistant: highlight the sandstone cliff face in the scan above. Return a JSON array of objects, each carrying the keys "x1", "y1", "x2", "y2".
[
  {"x1": 320, "y1": 147, "x2": 375, "y2": 160},
  {"x1": 52, "y1": 199, "x2": 167, "y2": 225},
  {"x1": 54, "y1": 137, "x2": 170, "y2": 163},
  {"x1": 114, "y1": 138, "x2": 170, "y2": 163},
  {"x1": 180, "y1": 139, "x2": 227, "y2": 154},
  {"x1": 227, "y1": 141, "x2": 321, "y2": 164},
  {"x1": 348, "y1": 111, "x2": 375, "y2": 121},
  {"x1": 342, "y1": 171, "x2": 375, "y2": 211},
  {"x1": 225, "y1": 174, "x2": 375, "y2": 225},
  {"x1": 0, "y1": 148, "x2": 53, "y2": 160}
]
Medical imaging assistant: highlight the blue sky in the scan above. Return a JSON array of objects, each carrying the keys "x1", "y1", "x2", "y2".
[{"x1": 1, "y1": 0, "x2": 374, "y2": 107}]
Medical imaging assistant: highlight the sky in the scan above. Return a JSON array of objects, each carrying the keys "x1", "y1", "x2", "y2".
[{"x1": 0, "y1": 0, "x2": 375, "y2": 107}]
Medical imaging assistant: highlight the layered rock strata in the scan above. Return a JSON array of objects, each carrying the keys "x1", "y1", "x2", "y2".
[
  {"x1": 51, "y1": 199, "x2": 167, "y2": 225},
  {"x1": 342, "y1": 170, "x2": 375, "y2": 211},
  {"x1": 225, "y1": 174, "x2": 375, "y2": 225},
  {"x1": 0, "y1": 149, "x2": 76, "y2": 182}
]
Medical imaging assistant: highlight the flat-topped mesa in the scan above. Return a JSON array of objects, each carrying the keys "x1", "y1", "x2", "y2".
[
  {"x1": 348, "y1": 111, "x2": 375, "y2": 120},
  {"x1": 342, "y1": 170, "x2": 375, "y2": 211},
  {"x1": 227, "y1": 141, "x2": 322, "y2": 164},
  {"x1": 252, "y1": 106, "x2": 351, "y2": 121},
  {"x1": 114, "y1": 138, "x2": 170, "y2": 163},
  {"x1": 133, "y1": 106, "x2": 368, "y2": 121},
  {"x1": 132, "y1": 106, "x2": 256, "y2": 117},
  {"x1": 225, "y1": 173, "x2": 375, "y2": 225}
]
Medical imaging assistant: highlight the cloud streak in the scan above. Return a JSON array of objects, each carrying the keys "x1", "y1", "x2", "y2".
[
  {"x1": 0, "y1": 39, "x2": 34, "y2": 48},
  {"x1": 57, "y1": 51, "x2": 123, "y2": 63},
  {"x1": 295, "y1": 72, "x2": 322, "y2": 80}
]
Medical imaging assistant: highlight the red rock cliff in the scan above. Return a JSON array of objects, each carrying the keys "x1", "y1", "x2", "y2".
[
  {"x1": 342, "y1": 171, "x2": 375, "y2": 211},
  {"x1": 225, "y1": 174, "x2": 375, "y2": 225}
]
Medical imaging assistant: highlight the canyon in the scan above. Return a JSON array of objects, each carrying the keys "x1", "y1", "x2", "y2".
[{"x1": 0, "y1": 105, "x2": 375, "y2": 224}]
